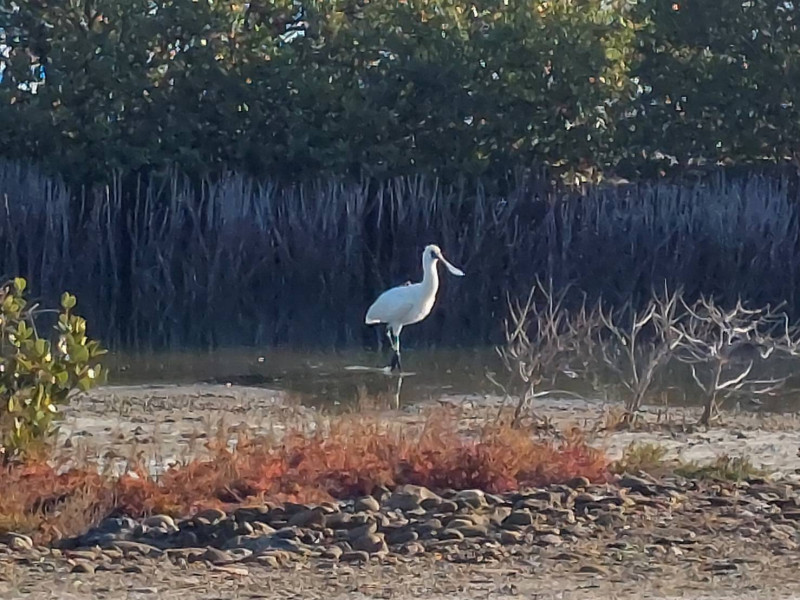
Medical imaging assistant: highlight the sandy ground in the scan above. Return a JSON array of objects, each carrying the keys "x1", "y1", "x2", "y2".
[
  {"x1": 4, "y1": 383, "x2": 800, "y2": 599},
  {"x1": 59, "y1": 384, "x2": 800, "y2": 479}
]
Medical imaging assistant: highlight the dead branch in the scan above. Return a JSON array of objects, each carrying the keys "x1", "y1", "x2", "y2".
[
  {"x1": 590, "y1": 285, "x2": 686, "y2": 426},
  {"x1": 673, "y1": 296, "x2": 800, "y2": 426},
  {"x1": 496, "y1": 277, "x2": 600, "y2": 427}
]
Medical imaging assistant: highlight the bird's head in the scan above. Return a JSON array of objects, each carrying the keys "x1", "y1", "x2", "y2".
[{"x1": 423, "y1": 244, "x2": 465, "y2": 276}]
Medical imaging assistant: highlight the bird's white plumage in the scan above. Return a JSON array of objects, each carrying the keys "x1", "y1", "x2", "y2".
[{"x1": 365, "y1": 244, "x2": 464, "y2": 338}]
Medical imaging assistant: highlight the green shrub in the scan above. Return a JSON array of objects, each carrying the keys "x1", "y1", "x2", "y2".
[
  {"x1": 0, "y1": 278, "x2": 106, "y2": 461},
  {"x1": 0, "y1": 0, "x2": 634, "y2": 183}
]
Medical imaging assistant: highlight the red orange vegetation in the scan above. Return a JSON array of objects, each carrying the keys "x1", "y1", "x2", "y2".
[{"x1": 0, "y1": 410, "x2": 608, "y2": 543}]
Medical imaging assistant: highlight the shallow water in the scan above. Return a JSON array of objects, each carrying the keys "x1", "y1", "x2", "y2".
[
  {"x1": 102, "y1": 347, "x2": 800, "y2": 413},
  {"x1": 103, "y1": 347, "x2": 504, "y2": 408}
]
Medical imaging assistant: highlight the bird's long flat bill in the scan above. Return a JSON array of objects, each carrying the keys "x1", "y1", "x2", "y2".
[{"x1": 440, "y1": 254, "x2": 465, "y2": 276}]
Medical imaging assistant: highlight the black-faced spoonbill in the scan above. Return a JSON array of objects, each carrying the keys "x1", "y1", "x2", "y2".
[{"x1": 365, "y1": 244, "x2": 465, "y2": 372}]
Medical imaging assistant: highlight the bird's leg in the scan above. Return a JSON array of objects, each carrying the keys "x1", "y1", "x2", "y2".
[
  {"x1": 393, "y1": 331, "x2": 403, "y2": 372},
  {"x1": 386, "y1": 326, "x2": 402, "y2": 372},
  {"x1": 385, "y1": 326, "x2": 396, "y2": 352}
]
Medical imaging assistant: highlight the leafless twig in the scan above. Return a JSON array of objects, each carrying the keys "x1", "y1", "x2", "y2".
[
  {"x1": 496, "y1": 277, "x2": 599, "y2": 427},
  {"x1": 591, "y1": 285, "x2": 686, "y2": 426},
  {"x1": 673, "y1": 296, "x2": 800, "y2": 426}
]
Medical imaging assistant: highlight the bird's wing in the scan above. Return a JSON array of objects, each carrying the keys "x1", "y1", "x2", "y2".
[{"x1": 365, "y1": 285, "x2": 418, "y2": 325}]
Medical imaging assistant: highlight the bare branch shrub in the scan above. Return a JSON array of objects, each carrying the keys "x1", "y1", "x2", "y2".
[
  {"x1": 494, "y1": 278, "x2": 600, "y2": 427},
  {"x1": 673, "y1": 297, "x2": 800, "y2": 426},
  {"x1": 591, "y1": 287, "x2": 686, "y2": 426}
]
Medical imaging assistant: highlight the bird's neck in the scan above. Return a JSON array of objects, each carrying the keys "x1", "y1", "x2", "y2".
[{"x1": 421, "y1": 258, "x2": 440, "y2": 294}]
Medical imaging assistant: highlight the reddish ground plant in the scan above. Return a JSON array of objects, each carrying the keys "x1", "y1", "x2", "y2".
[{"x1": 0, "y1": 410, "x2": 609, "y2": 542}]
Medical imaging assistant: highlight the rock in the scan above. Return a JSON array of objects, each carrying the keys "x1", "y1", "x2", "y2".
[
  {"x1": 618, "y1": 475, "x2": 657, "y2": 496},
  {"x1": 255, "y1": 553, "x2": 281, "y2": 568},
  {"x1": 214, "y1": 565, "x2": 249, "y2": 577},
  {"x1": 143, "y1": 514, "x2": 178, "y2": 532},
  {"x1": 352, "y1": 533, "x2": 388, "y2": 554},
  {"x1": 4, "y1": 533, "x2": 33, "y2": 552},
  {"x1": 78, "y1": 532, "x2": 120, "y2": 547},
  {"x1": 194, "y1": 508, "x2": 227, "y2": 525},
  {"x1": 109, "y1": 541, "x2": 164, "y2": 558},
  {"x1": 573, "y1": 492, "x2": 603, "y2": 505},
  {"x1": 455, "y1": 524, "x2": 488, "y2": 538},
  {"x1": 223, "y1": 534, "x2": 274, "y2": 554},
  {"x1": 387, "y1": 529, "x2": 418, "y2": 545},
  {"x1": 489, "y1": 507, "x2": 512, "y2": 526},
  {"x1": 233, "y1": 506, "x2": 270, "y2": 523},
  {"x1": 704, "y1": 561, "x2": 738, "y2": 573},
  {"x1": 348, "y1": 513, "x2": 374, "y2": 527},
  {"x1": 578, "y1": 563, "x2": 610, "y2": 576},
  {"x1": 399, "y1": 542, "x2": 425, "y2": 556},
  {"x1": 321, "y1": 546, "x2": 343, "y2": 560},
  {"x1": 437, "y1": 500, "x2": 459, "y2": 513},
  {"x1": 537, "y1": 534, "x2": 563, "y2": 546},
  {"x1": 341, "y1": 550, "x2": 370, "y2": 563},
  {"x1": 167, "y1": 548, "x2": 207, "y2": 562},
  {"x1": 386, "y1": 485, "x2": 442, "y2": 511},
  {"x1": 201, "y1": 547, "x2": 237, "y2": 565},
  {"x1": 236, "y1": 522, "x2": 255, "y2": 537},
  {"x1": 354, "y1": 496, "x2": 381, "y2": 513},
  {"x1": 454, "y1": 489, "x2": 487, "y2": 509},
  {"x1": 566, "y1": 476, "x2": 591, "y2": 489},
  {"x1": 347, "y1": 521, "x2": 377, "y2": 541},
  {"x1": 95, "y1": 517, "x2": 137, "y2": 534},
  {"x1": 66, "y1": 550, "x2": 100, "y2": 562},
  {"x1": 172, "y1": 531, "x2": 199, "y2": 547},
  {"x1": 122, "y1": 565, "x2": 145, "y2": 574},
  {"x1": 437, "y1": 528, "x2": 465, "y2": 541},
  {"x1": 502, "y1": 510, "x2": 534, "y2": 529},
  {"x1": 544, "y1": 507, "x2": 576, "y2": 524},
  {"x1": 231, "y1": 535, "x2": 306, "y2": 555},
  {"x1": 274, "y1": 526, "x2": 301, "y2": 540},
  {"x1": 412, "y1": 519, "x2": 442, "y2": 539},
  {"x1": 500, "y1": 530, "x2": 523, "y2": 545},
  {"x1": 133, "y1": 524, "x2": 150, "y2": 537},
  {"x1": 252, "y1": 522, "x2": 276, "y2": 535},
  {"x1": 444, "y1": 517, "x2": 475, "y2": 529},
  {"x1": 70, "y1": 562, "x2": 95, "y2": 574},
  {"x1": 595, "y1": 512, "x2": 625, "y2": 528},
  {"x1": 288, "y1": 508, "x2": 326, "y2": 529}
]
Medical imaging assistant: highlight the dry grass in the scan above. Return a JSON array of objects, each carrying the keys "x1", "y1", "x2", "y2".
[
  {"x1": 0, "y1": 410, "x2": 609, "y2": 543},
  {"x1": 611, "y1": 442, "x2": 672, "y2": 476}
]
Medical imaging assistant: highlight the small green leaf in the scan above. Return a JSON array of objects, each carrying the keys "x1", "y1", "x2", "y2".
[
  {"x1": 13, "y1": 278, "x2": 26, "y2": 293},
  {"x1": 61, "y1": 293, "x2": 77, "y2": 310},
  {"x1": 71, "y1": 345, "x2": 90, "y2": 363}
]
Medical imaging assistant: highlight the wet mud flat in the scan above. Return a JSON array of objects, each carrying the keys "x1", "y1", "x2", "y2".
[{"x1": 4, "y1": 383, "x2": 800, "y2": 599}]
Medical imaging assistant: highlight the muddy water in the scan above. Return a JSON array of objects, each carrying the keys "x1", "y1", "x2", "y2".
[
  {"x1": 102, "y1": 348, "x2": 505, "y2": 408},
  {"x1": 101, "y1": 348, "x2": 800, "y2": 413}
]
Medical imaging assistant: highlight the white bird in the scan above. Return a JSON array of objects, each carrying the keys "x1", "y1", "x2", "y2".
[{"x1": 365, "y1": 244, "x2": 465, "y2": 372}]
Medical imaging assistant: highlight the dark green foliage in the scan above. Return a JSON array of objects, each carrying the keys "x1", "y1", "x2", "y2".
[
  {"x1": 0, "y1": 1, "x2": 641, "y2": 182},
  {"x1": 2, "y1": 1, "x2": 796, "y2": 182},
  {"x1": 620, "y1": 0, "x2": 800, "y2": 176},
  {"x1": 0, "y1": 279, "x2": 106, "y2": 460}
]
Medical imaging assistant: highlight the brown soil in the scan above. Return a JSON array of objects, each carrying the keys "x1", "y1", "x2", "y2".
[{"x1": 3, "y1": 384, "x2": 800, "y2": 599}]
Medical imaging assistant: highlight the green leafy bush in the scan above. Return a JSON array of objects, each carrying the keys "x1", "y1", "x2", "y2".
[
  {"x1": 0, "y1": 278, "x2": 106, "y2": 461},
  {"x1": 1, "y1": 1, "x2": 796, "y2": 182},
  {"x1": 0, "y1": 0, "x2": 634, "y2": 182}
]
